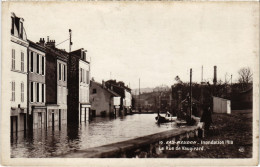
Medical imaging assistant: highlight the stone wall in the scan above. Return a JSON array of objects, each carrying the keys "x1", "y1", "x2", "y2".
[{"x1": 59, "y1": 125, "x2": 204, "y2": 158}]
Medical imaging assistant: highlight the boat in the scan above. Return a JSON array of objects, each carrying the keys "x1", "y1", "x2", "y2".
[{"x1": 155, "y1": 112, "x2": 177, "y2": 123}]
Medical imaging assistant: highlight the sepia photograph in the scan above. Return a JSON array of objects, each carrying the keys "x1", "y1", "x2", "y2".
[{"x1": 1, "y1": 1, "x2": 259, "y2": 166}]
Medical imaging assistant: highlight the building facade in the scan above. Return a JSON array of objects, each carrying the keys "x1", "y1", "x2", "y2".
[
  {"x1": 105, "y1": 80, "x2": 132, "y2": 115},
  {"x1": 68, "y1": 48, "x2": 91, "y2": 123},
  {"x1": 28, "y1": 40, "x2": 46, "y2": 130},
  {"x1": 45, "y1": 39, "x2": 68, "y2": 129},
  {"x1": 10, "y1": 13, "x2": 29, "y2": 134},
  {"x1": 90, "y1": 81, "x2": 120, "y2": 117}
]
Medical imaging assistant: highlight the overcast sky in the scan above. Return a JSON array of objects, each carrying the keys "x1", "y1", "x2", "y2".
[{"x1": 7, "y1": 2, "x2": 258, "y2": 89}]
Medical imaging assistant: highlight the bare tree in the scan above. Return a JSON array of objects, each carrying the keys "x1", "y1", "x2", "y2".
[
  {"x1": 238, "y1": 67, "x2": 253, "y2": 90},
  {"x1": 238, "y1": 67, "x2": 253, "y2": 84}
]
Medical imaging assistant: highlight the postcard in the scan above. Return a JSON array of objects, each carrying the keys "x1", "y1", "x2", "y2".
[{"x1": 1, "y1": 1, "x2": 259, "y2": 166}]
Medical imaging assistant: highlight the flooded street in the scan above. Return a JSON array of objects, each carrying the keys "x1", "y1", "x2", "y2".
[{"x1": 11, "y1": 114, "x2": 177, "y2": 158}]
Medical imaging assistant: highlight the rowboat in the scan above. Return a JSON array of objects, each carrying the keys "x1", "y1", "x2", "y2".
[{"x1": 155, "y1": 112, "x2": 177, "y2": 123}]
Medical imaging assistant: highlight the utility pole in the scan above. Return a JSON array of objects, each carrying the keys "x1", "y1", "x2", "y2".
[
  {"x1": 190, "y1": 68, "x2": 192, "y2": 122},
  {"x1": 139, "y1": 78, "x2": 141, "y2": 112},
  {"x1": 231, "y1": 74, "x2": 233, "y2": 86},
  {"x1": 201, "y1": 66, "x2": 203, "y2": 83},
  {"x1": 69, "y1": 29, "x2": 72, "y2": 53}
]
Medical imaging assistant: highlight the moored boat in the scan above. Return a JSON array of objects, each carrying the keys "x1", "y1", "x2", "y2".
[{"x1": 155, "y1": 112, "x2": 177, "y2": 123}]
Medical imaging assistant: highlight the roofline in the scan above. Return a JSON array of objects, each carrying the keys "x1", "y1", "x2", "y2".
[{"x1": 92, "y1": 81, "x2": 121, "y2": 97}]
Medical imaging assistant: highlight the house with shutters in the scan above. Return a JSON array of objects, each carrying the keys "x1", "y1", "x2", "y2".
[
  {"x1": 27, "y1": 40, "x2": 46, "y2": 130},
  {"x1": 43, "y1": 38, "x2": 68, "y2": 129},
  {"x1": 68, "y1": 48, "x2": 91, "y2": 123},
  {"x1": 10, "y1": 12, "x2": 29, "y2": 134}
]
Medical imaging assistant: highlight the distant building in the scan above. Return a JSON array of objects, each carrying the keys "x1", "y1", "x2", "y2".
[
  {"x1": 10, "y1": 13, "x2": 29, "y2": 134},
  {"x1": 90, "y1": 81, "x2": 120, "y2": 117},
  {"x1": 105, "y1": 80, "x2": 132, "y2": 115},
  {"x1": 28, "y1": 40, "x2": 46, "y2": 130},
  {"x1": 45, "y1": 39, "x2": 68, "y2": 128},
  {"x1": 68, "y1": 48, "x2": 91, "y2": 123}
]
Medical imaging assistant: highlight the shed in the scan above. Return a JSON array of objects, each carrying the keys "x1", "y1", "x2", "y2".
[{"x1": 213, "y1": 97, "x2": 231, "y2": 114}]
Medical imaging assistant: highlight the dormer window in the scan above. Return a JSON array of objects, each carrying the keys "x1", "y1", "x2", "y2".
[
  {"x1": 11, "y1": 17, "x2": 14, "y2": 35},
  {"x1": 19, "y1": 21, "x2": 23, "y2": 39}
]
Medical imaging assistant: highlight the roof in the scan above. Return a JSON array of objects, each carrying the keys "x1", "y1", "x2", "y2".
[
  {"x1": 28, "y1": 39, "x2": 45, "y2": 53},
  {"x1": 91, "y1": 81, "x2": 120, "y2": 97}
]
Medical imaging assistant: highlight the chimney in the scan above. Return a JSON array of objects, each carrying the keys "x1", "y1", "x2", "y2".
[
  {"x1": 38, "y1": 38, "x2": 45, "y2": 46},
  {"x1": 213, "y1": 66, "x2": 217, "y2": 85},
  {"x1": 46, "y1": 39, "x2": 56, "y2": 48}
]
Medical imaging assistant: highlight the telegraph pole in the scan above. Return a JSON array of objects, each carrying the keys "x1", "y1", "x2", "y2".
[
  {"x1": 231, "y1": 74, "x2": 233, "y2": 86},
  {"x1": 190, "y1": 68, "x2": 192, "y2": 122},
  {"x1": 69, "y1": 29, "x2": 72, "y2": 53},
  {"x1": 139, "y1": 78, "x2": 141, "y2": 112},
  {"x1": 201, "y1": 66, "x2": 203, "y2": 83}
]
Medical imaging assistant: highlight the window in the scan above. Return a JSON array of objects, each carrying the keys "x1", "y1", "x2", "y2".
[
  {"x1": 37, "y1": 83, "x2": 39, "y2": 102},
  {"x1": 59, "y1": 63, "x2": 61, "y2": 80},
  {"x1": 30, "y1": 52, "x2": 34, "y2": 72},
  {"x1": 37, "y1": 54, "x2": 40, "y2": 74},
  {"x1": 42, "y1": 56, "x2": 45, "y2": 75},
  {"x1": 12, "y1": 49, "x2": 15, "y2": 70},
  {"x1": 19, "y1": 22, "x2": 23, "y2": 39},
  {"x1": 80, "y1": 68, "x2": 83, "y2": 82},
  {"x1": 42, "y1": 83, "x2": 45, "y2": 103},
  {"x1": 86, "y1": 71, "x2": 89, "y2": 84},
  {"x1": 82, "y1": 69, "x2": 85, "y2": 83},
  {"x1": 21, "y1": 82, "x2": 24, "y2": 102},
  {"x1": 92, "y1": 89, "x2": 97, "y2": 94},
  {"x1": 11, "y1": 17, "x2": 14, "y2": 35},
  {"x1": 11, "y1": 81, "x2": 15, "y2": 101},
  {"x1": 63, "y1": 64, "x2": 66, "y2": 81},
  {"x1": 30, "y1": 82, "x2": 33, "y2": 102},
  {"x1": 21, "y1": 52, "x2": 24, "y2": 72}
]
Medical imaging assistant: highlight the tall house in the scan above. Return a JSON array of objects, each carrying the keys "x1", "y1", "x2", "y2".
[
  {"x1": 28, "y1": 40, "x2": 46, "y2": 130},
  {"x1": 68, "y1": 48, "x2": 91, "y2": 123},
  {"x1": 10, "y1": 13, "x2": 29, "y2": 134},
  {"x1": 45, "y1": 39, "x2": 68, "y2": 128}
]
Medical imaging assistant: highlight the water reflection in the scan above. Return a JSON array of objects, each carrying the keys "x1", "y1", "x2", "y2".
[{"x1": 11, "y1": 114, "x2": 177, "y2": 158}]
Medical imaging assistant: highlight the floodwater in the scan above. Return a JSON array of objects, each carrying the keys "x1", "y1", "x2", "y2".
[{"x1": 11, "y1": 113, "x2": 177, "y2": 158}]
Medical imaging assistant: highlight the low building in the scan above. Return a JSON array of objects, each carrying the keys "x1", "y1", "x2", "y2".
[
  {"x1": 28, "y1": 40, "x2": 46, "y2": 130},
  {"x1": 10, "y1": 13, "x2": 29, "y2": 134},
  {"x1": 105, "y1": 80, "x2": 132, "y2": 115},
  {"x1": 68, "y1": 48, "x2": 91, "y2": 123},
  {"x1": 213, "y1": 96, "x2": 231, "y2": 114},
  {"x1": 90, "y1": 80, "x2": 121, "y2": 117}
]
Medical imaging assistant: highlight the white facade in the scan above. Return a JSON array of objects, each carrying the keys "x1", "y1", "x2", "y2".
[
  {"x1": 79, "y1": 60, "x2": 90, "y2": 103},
  {"x1": 8, "y1": 13, "x2": 29, "y2": 132},
  {"x1": 79, "y1": 60, "x2": 90, "y2": 122},
  {"x1": 10, "y1": 41, "x2": 28, "y2": 109},
  {"x1": 57, "y1": 60, "x2": 68, "y2": 108},
  {"x1": 123, "y1": 90, "x2": 132, "y2": 108}
]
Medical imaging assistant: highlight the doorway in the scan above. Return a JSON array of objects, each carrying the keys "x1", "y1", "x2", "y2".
[
  {"x1": 52, "y1": 112, "x2": 54, "y2": 130},
  {"x1": 59, "y1": 109, "x2": 61, "y2": 130}
]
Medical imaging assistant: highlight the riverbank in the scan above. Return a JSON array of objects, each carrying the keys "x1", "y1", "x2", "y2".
[{"x1": 156, "y1": 109, "x2": 252, "y2": 158}]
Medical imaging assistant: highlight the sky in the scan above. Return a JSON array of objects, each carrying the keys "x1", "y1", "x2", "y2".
[{"x1": 6, "y1": 2, "x2": 258, "y2": 89}]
